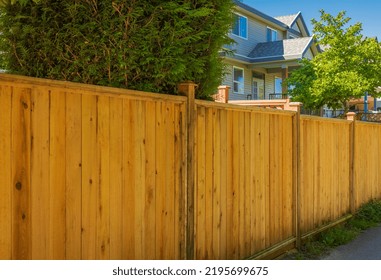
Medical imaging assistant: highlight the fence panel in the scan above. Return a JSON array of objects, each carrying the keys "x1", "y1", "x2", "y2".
[
  {"x1": 194, "y1": 101, "x2": 296, "y2": 259},
  {"x1": 299, "y1": 116, "x2": 351, "y2": 235},
  {"x1": 354, "y1": 122, "x2": 381, "y2": 208},
  {"x1": 0, "y1": 74, "x2": 187, "y2": 260}
]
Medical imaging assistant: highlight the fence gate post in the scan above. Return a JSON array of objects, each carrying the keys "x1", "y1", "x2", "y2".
[{"x1": 178, "y1": 82, "x2": 197, "y2": 260}]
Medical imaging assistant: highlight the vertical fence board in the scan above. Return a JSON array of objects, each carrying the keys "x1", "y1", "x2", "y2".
[
  {"x1": 0, "y1": 86, "x2": 12, "y2": 259},
  {"x1": 154, "y1": 102, "x2": 165, "y2": 259},
  {"x1": 225, "y1": 110, "x2": 233, "y2": 259},
  {"x1": 243, "y1": 112, "x2": 251, "y2": 258},
  {"x1": 122, "y1": 99, "x2": 136, "y2": 259},
  {"x1": 212, "y1": 108, "x2": 221, "y2": 259},
  {"x1": 282, "y1": 116, "x2": 293, "y2": 239},
  {"x1": 81, "y1": 94, "x2": 98, "y2": 259},
  {"x1": 195, "y1": 106, "x2": 206, "y2": 259},
  {"x1": 219, "y1": 109, "x2": 228, "y2": 260},
  {"x1": 250, "y1": 111, "x2": 259, "y2": 254},
  {"x1": 164, "y1": 102, "x2": 176, "y2": 259},
  {"x1": 174, "y1": 103, "x2": 186, "y2": 259},
  {"x1": 96, "y1": 96, "x2": 111, "y2": 260},
  {"x1": 144, "y1": 101, "x2": 156, "y2": 259},
  {"x1": 30, "y1": 87, "x2": 50, "y2": 259},
  {"x1": 65, "y1": 92, "x2": 82, "y2": 260},
  {"x1": 12, "y1": 87, "x2": 31, "y2": 260},
  {"x1": 205, "y1": 108, "x2": 213, "y2": 259},
  {"x1": 238, "y1": 111, "x2": 245, "y2": 259},
  {"x1": 109, "y1": 97, "x2": 123, "y2": 259},
  {"x1": 49, "y1": 90, "x2": 67, "y2": 259},
  {"x1": 133, "y1": 101, "x2": 144, "y2": 259},
  {"x1": 231, "y1": 111, "x2": 239, "y2": 259}
]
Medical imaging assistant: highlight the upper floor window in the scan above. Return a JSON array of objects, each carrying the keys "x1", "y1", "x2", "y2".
[
  {"x1": 232, "y1": 14, "x2": 248, "y2": 39},
  {"x1": 267, "y1": 27, "x2": 278, "y2": 42},
  {"x1": 233, "y1": 67, "x2": 244, "y2": 94}
]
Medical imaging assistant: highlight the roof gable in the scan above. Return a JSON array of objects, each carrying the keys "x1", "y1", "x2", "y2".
[
  {"x1": 275, "y1": 13, "x2": 300, "y2": 27},
  {"x1": 276, "y1": 12, "x2": 311, "y2": 37}
]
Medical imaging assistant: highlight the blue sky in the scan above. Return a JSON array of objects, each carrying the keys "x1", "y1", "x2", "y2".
[{"x1": 243, "y1": 0, "x2": 381, "y2": 39}]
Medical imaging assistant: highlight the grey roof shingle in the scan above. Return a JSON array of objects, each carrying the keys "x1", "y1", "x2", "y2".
[
  {"x1": 275, "y1": 13, "x2": 300, "y2": 27},
  {"x1": 248, "y1": 37, "x2": 313, "y2": 62}
]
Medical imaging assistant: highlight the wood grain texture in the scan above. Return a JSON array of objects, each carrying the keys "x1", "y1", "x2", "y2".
[{"x1": 0, "y1": 86, "x2": 12, "y2": 259}]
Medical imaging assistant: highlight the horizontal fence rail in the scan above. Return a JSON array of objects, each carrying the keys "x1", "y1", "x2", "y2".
[{"x1": 1, "y1": 74, "x2": 381, "y2": 260}]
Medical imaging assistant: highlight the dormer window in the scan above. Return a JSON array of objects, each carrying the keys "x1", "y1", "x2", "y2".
[
  {"x1": 267, "y1": 27, "x2": 278, "y2": 42},
  {"x1": 232, "y1": 13, "x2": 248, "y2": 39}
]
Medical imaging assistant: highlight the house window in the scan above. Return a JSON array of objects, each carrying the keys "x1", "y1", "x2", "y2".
[
  {"x1": 275, "y1": 77, "x2": 282, "y2": 93},
  {"x1": 267, "y1": 27, "x2": 278, "y2": 42},
  {"x1": 232, "y1": 13, "x2": 248, "y2": 39},
  {"x1": 233, "y1": 67, "x2": 244, "y2": 94}
]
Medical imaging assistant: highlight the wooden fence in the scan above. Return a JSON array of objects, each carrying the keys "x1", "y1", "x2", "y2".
[
  {"x1": 299, "y1": 116, "x2": 352, "y2": 235},
  {"x1": 0, "y1": 74, "x2": 187, "y2": 260},
  {"x1": 193, "y1": 101, "x2": 296, "y2": 259},
  {"x1": 1, "y1": 74, "x2": 381, "y2": 260}
]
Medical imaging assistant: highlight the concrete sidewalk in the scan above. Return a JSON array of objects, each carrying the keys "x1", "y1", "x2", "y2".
[{"x1": 321, "y1": 225, "x2": 381, "y2": 260}]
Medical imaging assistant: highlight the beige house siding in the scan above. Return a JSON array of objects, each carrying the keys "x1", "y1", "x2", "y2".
[
  {"x1": 230, "y1": 12, "x2": 285, "y2": 57},
  {"x1": 223, "y1": 62, "x2": 252, "y2": 100},
  {"x1": 265, "y1": 74, "x2": 276, "y2": 96}
]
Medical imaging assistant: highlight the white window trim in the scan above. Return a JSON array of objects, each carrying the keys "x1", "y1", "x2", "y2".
[
  {"x1": 233, "y1": 66, "x2": 245, "y2": 95},
  {"x1": 267, "y1": 26, "x2": 278, "y2": 42},
  {"x1": 232, "y1": 13, "x2": 248, "y2": 40}
]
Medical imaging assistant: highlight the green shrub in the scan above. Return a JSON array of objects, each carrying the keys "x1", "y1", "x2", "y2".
[
  {"x1": 0, "y1": 0, "x2": 234, "y2": 99},
  {"x1": 349, "y1": 200, "x2": 381, "y2": 230}
]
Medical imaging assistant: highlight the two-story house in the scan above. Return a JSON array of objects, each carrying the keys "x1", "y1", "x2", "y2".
[{"x1": 221, "y1": 1, "x2": 319, "y2": 101}]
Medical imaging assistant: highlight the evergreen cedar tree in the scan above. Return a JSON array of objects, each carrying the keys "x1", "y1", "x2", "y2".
[
  {"x1": 0, "y1": 0, "x2": 235, "y2": 99},
  {"x1": 287, "y1": 10, "x2": 381, "y2": 111}
]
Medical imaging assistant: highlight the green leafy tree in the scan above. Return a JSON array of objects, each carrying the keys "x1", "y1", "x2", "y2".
[
  {"x1": 0, "y1": 0, "x2": 234, "y2": 99},
  {"x1": 287, "y1": 10, "x2": 381, "y2": 110}
]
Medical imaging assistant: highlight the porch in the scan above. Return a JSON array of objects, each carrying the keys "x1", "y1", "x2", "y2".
[{"x1": 213, "y1": 85, "x2": 301, "y2": 112}]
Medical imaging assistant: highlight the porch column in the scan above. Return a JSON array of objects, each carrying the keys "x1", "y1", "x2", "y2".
[{"x1": 281, "y1": 65, "x2": 288, "y2": 95}]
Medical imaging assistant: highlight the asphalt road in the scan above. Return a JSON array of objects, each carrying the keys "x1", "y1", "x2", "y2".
[{"x1": 321, "y1": 225, "x2": 381, "y2": 260}]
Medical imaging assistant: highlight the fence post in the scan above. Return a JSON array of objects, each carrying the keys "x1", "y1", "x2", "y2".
[
  {"x1": 347, "y1": 112, "x2": 356, "y2": 214},
  {"x1": 213, "y1": 86, "x2": 230, "y2": 103},
  {"x1": 294, "y1": 110, "x2": 301, "y2": 249},
  {"x1": 178, "y1": 81, "x2": 197, "y2": 260}
]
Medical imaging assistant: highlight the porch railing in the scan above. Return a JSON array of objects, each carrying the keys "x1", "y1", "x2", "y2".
[
  {"x1": 245, "y1": 93, "x2": 288, "y2": 100},
  {"x1": 268, "y1": 93, "x2": 288, "y2": 100}
]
